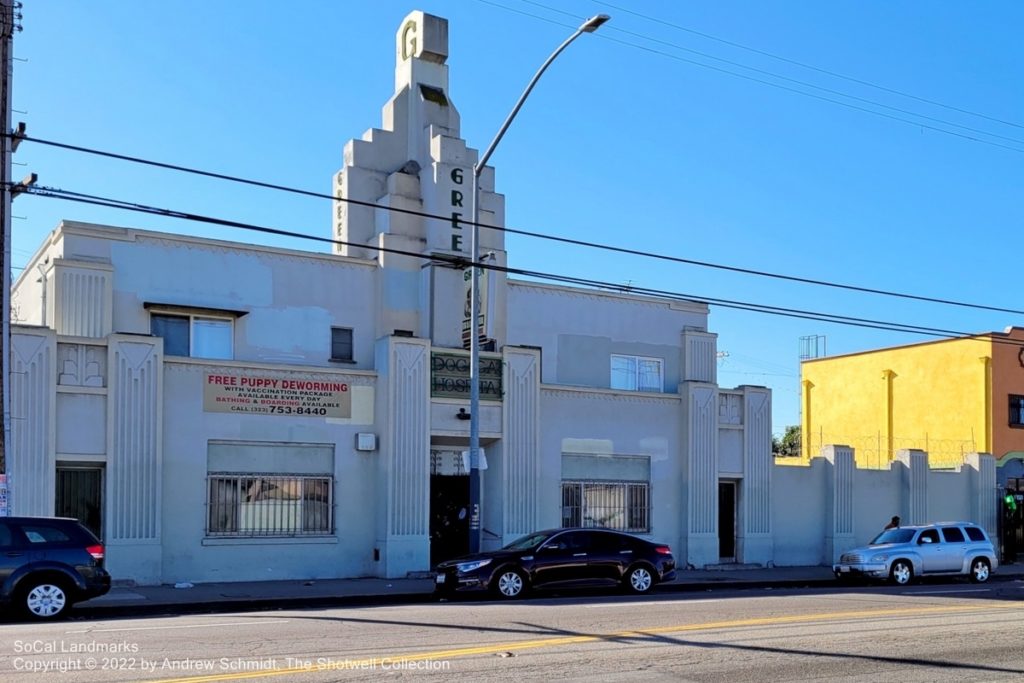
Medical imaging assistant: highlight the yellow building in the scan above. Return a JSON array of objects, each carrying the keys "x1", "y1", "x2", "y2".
[{"x1": 801, "y1": 327, "x2": 1024, "y2": 469}]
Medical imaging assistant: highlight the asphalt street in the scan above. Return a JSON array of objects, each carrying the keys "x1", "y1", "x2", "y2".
[{"x1": 1, "y1": 581, "x2": 1022, "y2": 682}]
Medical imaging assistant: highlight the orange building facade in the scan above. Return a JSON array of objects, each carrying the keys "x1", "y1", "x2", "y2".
[{"x1": 990, "y1": 328, "x2": 1024, "y2": 464}]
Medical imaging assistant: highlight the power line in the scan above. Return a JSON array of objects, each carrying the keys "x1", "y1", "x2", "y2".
[
  {"x1": 588, "y1": 0, "x2": 1023, "y2": 131},
  {"x1": 719, "y1": 371, "x2": 799, "y2": 379},
  {"x1": 26, "y1": 185, "x2": 465, "y2": 269},
  {"x1": 13, "y1": 133, "x2": 1024, "y2": 317},
  {"x1": 509, "y1": 265, "x2": 981, "y2": 338},
  {"x1": 514, "y1": 0, "x2": 1024, "y2": 147},
  {"x1": 22, "y1": 183, "x2": 1024, "y2": 352},
  {"x1": 475, "y1": 0, "x2": 1024, "y2": 154}
]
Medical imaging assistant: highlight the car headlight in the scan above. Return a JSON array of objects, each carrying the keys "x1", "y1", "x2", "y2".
[
  {"x1": 455, "y1": 559, "x2": 492, "y2": 573},
  {"x1": 871, "y1": 554, "x2": 888, "y2": 562}
]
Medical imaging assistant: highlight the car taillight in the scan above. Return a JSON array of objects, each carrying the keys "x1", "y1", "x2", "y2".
[
  {"x1": 86, "y1": 544, "x2": 105, "y2": 561},
  {"x1": 655, "y1": 545, "x2": 672, "y2": 555}
]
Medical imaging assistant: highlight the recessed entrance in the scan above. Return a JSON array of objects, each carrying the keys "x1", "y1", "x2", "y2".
[
  {"x1": 718, "y1": 480, "x2": 737, "y2": 561},
  {"x1": 55, "y1": 464, "x2": 104, "y2": 539},
  {"x1": 429, "y1": 448, "x2": 473, "y2": 566},
  {"x1": 1003, "y1": 478, "x2": 1023, "y2": 564},
  {"x1": 430, "y1": 474, "x2": 470, "y2": 566}
]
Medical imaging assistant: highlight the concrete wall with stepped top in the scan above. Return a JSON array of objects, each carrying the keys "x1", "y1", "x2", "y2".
[{"x1": 773, "y1": 448, "x2": 997, "y2": 566}]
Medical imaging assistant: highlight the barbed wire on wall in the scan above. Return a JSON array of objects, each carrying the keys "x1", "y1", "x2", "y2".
[{"x1": 805, "y1": 432, "x2": 978, "y2": 470}]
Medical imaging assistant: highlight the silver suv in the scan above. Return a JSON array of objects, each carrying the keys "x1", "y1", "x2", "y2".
[{"x1": 833, "y1": 521, "x2": 997, "y2": 585}]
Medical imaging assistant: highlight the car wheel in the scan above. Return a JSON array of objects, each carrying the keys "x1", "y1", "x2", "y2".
[
  {"x1": 969, "y1": 558, "x2": 991, "y2": 584},
  {"x1": 21, "y1": 579, "x2": 71, "y2": 620},
  {"x1": 493, "y1": 568, "x2": 528, "y2": 599},
  {"x1": 624, "y1": 564, "x2": 655, "y2": 594},
  {"x1": 889, "y1": 560, "x2": 913, "y2": 586}
]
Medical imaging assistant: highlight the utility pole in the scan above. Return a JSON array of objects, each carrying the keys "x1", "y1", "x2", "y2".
[{"x1": 0, "y1": 0, "x2": 20, "y2": 477}]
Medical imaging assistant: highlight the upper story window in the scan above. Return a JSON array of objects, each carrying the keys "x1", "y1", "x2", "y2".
[
  {"x1": 611, "y1": 354, "x2": 663, "y2": 393},
  {"x1": 1010, "y1": 395, "x2": 1024, "y2": 428},
  {"x1": 330, "y1": 327, "x2": 354, "y2": 363},
  {"x1": 151, "y1": 313, "x2": 233, "y2": 360}
]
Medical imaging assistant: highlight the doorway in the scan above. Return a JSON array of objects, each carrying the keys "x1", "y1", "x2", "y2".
[
  {"x1": 1002, "y1": 479, "x2": 1023, "y2": 564},
  {"x1": 718, "y1": 480, "x2": 736, "y2": 561},
  {"x1": 55, "y1": 464, "x2": 104, "y2": 539},
  {"x1": 430, "y1": 474, "x2": 470, "y2": 566}
]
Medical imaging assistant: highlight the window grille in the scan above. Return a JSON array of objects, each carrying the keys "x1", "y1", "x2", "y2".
[
  {"x1": 560, "y1": 481, "x2": 650, "y2": 533},
  {"x1": 207, "y1": 474, "x2": 333, "y2": 537}
]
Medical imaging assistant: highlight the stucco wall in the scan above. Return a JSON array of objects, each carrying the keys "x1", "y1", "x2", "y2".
[
  {"x1": 12, "y1": 232, "x2": 62, "y2": 329},
  {"x1": 158, "y1": 360, "x2": 378, "y2": 584},
  {"x1": 851, "y1": 468, "x2": 900, "y2": 545},
  {"x1": 55, "y1": 226, "x2": 379, "y2": 368},
  {"x1": 990, "y1": 328, "x2": 1024, "y2": 459},
  {"x1": 929, "y1": 470, "x2": 973, "y2": 524},
  {"x1": 12, "y1": 261, "x2": 45, "y2": 326},
  {"x1": 772, "y1": 452, "x2": 996, "y2": 567},
  {"x1": 539, "y1": 386, "x2": 684, "y2": 553},
  {"x1": 772, "y1": 460, "x2": 827, "y2": 566},
  {"x1": 508, "y1": 282, "x2": 707, "y2": 392}
]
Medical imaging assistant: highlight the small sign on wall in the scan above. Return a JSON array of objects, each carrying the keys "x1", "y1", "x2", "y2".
[
  {"x1": 203, "y1": 372, "x2": 352, "y2": 418},
  {"x1": 461, "y1": 449, "x2": 487, "y2": 472},
  {"x1": 431, "y1": 449, "x2": 466, "y2": 476},
  {"x1": 0, "y1": 474, "x2": 8, "y2": 517}
]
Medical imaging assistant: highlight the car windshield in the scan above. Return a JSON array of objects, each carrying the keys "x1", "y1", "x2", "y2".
[
  {"x1": 501, "y1": 532, "x2": 552, "y2": 551},
  {"x1": 870, "y1": 528, "x2": 915, "y2": 545}
]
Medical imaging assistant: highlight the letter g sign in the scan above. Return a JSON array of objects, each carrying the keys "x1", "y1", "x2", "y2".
[{"x1": 401, "y1": 20, "x2": 418, "y2": 61}]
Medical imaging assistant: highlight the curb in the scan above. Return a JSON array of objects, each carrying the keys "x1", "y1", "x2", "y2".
[
  {"x1": 67, "y1": 591, "x2": 438, "y2": 621},
  {"x1": 65, "y1": 573, "x2": 1022, "y2": 621}
]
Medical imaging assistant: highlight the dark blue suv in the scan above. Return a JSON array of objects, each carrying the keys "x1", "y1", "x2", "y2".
[{"x1": 0, "y1": 516, "x2": 111, "y2": 619}]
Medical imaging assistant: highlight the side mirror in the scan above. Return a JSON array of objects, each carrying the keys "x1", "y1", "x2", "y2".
[
  {"x1": 918, "y1": 536, "x2": 933, "y2": 545},
  {"x1": 540, "y1": 542, "x2": 565, "y2": 552}
]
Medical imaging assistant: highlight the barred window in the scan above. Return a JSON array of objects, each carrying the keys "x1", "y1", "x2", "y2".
[
  {"x1": 207, "y1": 474, "x2": 333, "y2": 537},
  {"x1": 561, "y1": 481, "x2": 650, "y2": 533}
]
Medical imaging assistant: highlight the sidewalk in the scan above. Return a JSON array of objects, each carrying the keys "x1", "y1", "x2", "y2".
[{"x1": 75, "y1": 561, "x2": 1024, "y2": 618}]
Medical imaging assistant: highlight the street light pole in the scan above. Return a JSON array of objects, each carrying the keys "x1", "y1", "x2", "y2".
[{"x1": 467, "y1": 13, "x2": 609, "y2": 554}]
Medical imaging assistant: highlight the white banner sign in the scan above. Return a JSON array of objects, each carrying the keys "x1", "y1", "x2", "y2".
[{"x1": 203, "y1": 372, "x2": 352, "y2": 418}]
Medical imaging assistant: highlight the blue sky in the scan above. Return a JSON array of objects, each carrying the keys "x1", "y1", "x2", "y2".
[{"x1": 13, "y1": 2, "x2": 1024, "y2": 435}]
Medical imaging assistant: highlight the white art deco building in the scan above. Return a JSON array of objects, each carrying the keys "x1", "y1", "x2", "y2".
[{"x1": 7, "y1": 11, "x2": 773, "y2": 584}]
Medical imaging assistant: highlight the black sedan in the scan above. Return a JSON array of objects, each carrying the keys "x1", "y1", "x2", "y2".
[{"x1": 433, "y1": 528, "x2": 676, "y2": 599}]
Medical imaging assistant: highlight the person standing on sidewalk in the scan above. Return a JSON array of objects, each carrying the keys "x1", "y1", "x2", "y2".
[{"x1": 883, "y1": 515, "x2": 900, "y2": 530}]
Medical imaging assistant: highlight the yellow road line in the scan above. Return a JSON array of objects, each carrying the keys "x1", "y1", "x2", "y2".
[{"x1": 151, "y1": 602, "x2": 1016, "y2": 683}]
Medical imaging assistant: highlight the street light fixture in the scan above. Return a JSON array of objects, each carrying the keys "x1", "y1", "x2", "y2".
[{"x1": 467, "y1": 13, "x2": 610, "y2": 553}]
